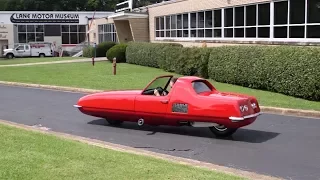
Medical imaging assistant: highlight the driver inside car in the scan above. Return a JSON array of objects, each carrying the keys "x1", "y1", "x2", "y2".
[{"x1": 154, "y1": 77, "x2": 178, "y2": 96}]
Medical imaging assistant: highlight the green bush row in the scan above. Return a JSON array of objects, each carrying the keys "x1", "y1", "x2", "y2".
[
  {"x1": 126, "y1": 42, "x2": 210, "y2": 78},
  {"x1": 208, "y1": 45, "x2": 320, "y2": 101},
  {"x1": 83, "y1": 41, "x2": 116, "y2": 58},
  {"x1": 126, "y1": 42, "x2": 183, "y2": 68},
  {"x1": 125, "y1": 42, "x2": 320, "y2": 101}
]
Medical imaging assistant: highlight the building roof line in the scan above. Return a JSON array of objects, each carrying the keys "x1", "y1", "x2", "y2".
[
  {"x1": 0, "y1": 11, "x2": 114, "y2": 14},
  {"x1": 145, "y1": 0, "x2": 188, "y2": 8}
]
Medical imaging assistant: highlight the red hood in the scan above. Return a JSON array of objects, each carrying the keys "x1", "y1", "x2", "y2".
[
  {"x1": 79, "y1": 90, "x2": 142, "y2": 102},
  {"x1": 99, "y1": 90, "x2": 142, "y2": 95}
]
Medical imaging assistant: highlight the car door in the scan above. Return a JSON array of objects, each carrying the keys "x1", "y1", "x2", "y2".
[
  {"x1": 23, "y1": 45, "x2": 31, "y2": 56},
  {"x1": 134, "y1": 76, "x2": 173, "y2": 124},
  {"x1": 15, "y1": 45, "x2": 25, "y2": 57},
  {"x1": 135, "y1": 95, "x2": 170, "y2": 124}
]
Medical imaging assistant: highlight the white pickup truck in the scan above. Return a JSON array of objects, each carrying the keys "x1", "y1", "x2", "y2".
[{"x1": 3, "y1": 42, "x2": 54, "y2": 59}]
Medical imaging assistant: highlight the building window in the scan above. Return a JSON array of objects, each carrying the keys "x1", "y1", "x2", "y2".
[
  {"x1": 155, "y1": 13, "x2": 188, "y2": 38},
  {"x1": 97, "y1": 24, "x2": 117, "y2": 43},
  {"x1": 18, "y1": 25, "x2": 44, "y2": 43},
  {"x1": 61, "y1": 25, "x2": 86, "y2": 44},
  {"x1": 154, "y1": 0, "x2": 320, "y2": 43}
]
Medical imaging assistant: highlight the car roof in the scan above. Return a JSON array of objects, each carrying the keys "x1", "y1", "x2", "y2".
[{"x1": 177, "y1": 76, "x2": 204, "y2": 82}]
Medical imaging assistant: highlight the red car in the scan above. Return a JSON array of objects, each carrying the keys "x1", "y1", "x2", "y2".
[{"x1": 74, "y1": 75, "x2": 261, "y2": 137}]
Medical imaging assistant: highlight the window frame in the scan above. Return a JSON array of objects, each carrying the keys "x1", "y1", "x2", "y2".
[
  {"x1": 97, "y1": 23, "x2": 118, "y2": 43},
  {"x1": 154, "y1": 0, "x2": 320, "y2": 44},
  {"x1": 17, "y1": 24, "x2": 44, "y2": 43},
  {"x1": 61, "y1": 25, "x2": 87, "y2": 45}
]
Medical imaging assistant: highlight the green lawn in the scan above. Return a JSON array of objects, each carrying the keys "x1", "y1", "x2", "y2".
[
  {"x1": 0, "y1": 57, "x2": 85, "y2": 65},
  {"x1": 0, "y1": 123, "x2": 244, "y2": 180},
  {"x1": 0, "y1": 61, "x2": 319, "y2": 111}
]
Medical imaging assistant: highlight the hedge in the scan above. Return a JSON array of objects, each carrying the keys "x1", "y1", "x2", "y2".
[
  {"x1": 83, "y1": 46, "x2": 94, "y2": 57},
  {"x1": 158, "y1": 46, "x2": 211, "y2": 78},
  {"x1": 106, "y1": 43, "x2": 128, "y2": 63},
  {"x1": 125, "y1": 42, "x2": 320, "y2": 101},
  {"x1": 96, "y1": 41, "x2": 117, "y2": 57},
  {"x1": 83, "y1": 41, "x2": 116, "y2": 58},
  {"x1": 126, "y1": 42, "x2": 210, "y2": 78},
  {"x1": 126, "y1": 42, "x2": 183, "y2": 68},
  {"x1": 208, "y1": 45, "x2": 320, "y2": 101}
]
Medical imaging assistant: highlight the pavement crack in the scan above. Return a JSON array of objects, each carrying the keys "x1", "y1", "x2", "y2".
[{"x1": 134, "y1": 146, "x2": 192, "y2": 152}]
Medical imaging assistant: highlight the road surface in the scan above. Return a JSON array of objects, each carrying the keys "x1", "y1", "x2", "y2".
[{"x1": 0, "y1": 84, "x2": 319, "y2": 180}]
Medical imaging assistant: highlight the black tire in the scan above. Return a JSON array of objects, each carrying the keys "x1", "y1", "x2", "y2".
[
  {"x1": 209, "y1": 125, "x2": 238, "y2": 138},
  {"x1": 106, "y1": 119, "x2": 123, "y2": 126},
  {"x1": 6, "y1": 53, "x2": 14, "y2": 59},
  {"x1": 39, "y1": 53, "x2": 45, "y2": 58}
]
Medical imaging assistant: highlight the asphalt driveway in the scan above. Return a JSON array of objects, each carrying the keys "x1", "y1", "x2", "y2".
[{"x1": 0, "y1": 84, "x2": 319, "y2": 180}]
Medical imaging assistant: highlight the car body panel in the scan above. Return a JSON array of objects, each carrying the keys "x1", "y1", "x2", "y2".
[
  {"x1": 135, "y1": 95, "x2": 170, "y2": 125},
  {"x1": 75, "y1": 75, "x2": 261, "y2": 128}
]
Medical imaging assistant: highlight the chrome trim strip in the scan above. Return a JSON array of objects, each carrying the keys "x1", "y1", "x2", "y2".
[
  {"x1": 73, "y1": 105, "x2": 82, "y2": 108},
  {"x1": 229, "y1": 112, "x2": 262, "y2": 121}
]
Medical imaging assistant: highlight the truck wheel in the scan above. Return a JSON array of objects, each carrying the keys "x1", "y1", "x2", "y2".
[
  {"x1": 6, "y1": 54, "x2": 13, "y2": 59},
  {"x1": 209, "y1": 125, "x2": 238, "y2": 138},
  {"x1": 39, "y1": 54, "x2": 45, "y2": 58}
]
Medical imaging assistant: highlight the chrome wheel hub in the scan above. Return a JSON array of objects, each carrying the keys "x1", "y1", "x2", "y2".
[{"x1": 213, "y1": 124, "x2": 228, "y2": 131}]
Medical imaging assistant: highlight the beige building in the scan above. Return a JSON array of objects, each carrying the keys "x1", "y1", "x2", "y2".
[
  {"x1": 0, "y1": 11, "x2": 113, "y2": 57},
  {"x1": 0, "y1": 24, "x2": 14, "y2": 54},
  {"x1": 88, "y1": 11, "x2": 149, "y2": 45},
  {"x1": 90, "y1": 0, "x2": 320, "y2": 47}
]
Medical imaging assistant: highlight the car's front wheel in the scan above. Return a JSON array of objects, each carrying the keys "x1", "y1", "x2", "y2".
[
  {"x1": 106, "y1": 119, "x2": 123, "y2": 126},
  {"x1": 209, "y1": 125, "x2": 238, "y2": 138},
  {"x1": 6, "y1": 53, "x2": 14, "y2": 59}
]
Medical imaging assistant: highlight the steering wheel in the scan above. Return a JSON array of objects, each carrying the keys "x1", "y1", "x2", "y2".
[
  {"x1": 155, "y1": 87, "x2": 169, "y2": 96},
  {"x1": 155, "y1": 87, "x2": 164, "y2": 95}
]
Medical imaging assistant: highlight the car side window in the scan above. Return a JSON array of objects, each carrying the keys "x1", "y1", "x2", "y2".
[
  {"x1": 16, "y1": 46, "x2": 24, "y2": 50},
  {"x1": 192, "y1": 81, "x2": 212, "y2": 94},
  {"x1": 25, "y1": 45, "x2": 29, "y2": 50}
]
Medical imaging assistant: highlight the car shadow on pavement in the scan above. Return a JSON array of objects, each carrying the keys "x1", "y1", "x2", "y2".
[{"x1": 87, "y1": 119, "x2": 280, "y2": 144}]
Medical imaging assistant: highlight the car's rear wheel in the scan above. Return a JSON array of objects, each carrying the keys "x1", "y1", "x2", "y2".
[
  {"x1": 209, "y1": 125, "x2": 238, "y2": 138},
  {"x1": 106, "y1": 119, "x2": 123, "y2": 126}
]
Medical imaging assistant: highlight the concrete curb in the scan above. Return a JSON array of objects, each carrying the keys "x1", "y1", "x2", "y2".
[
  {"x1": 0, "y1": 81, "x2": 319, "y2": 119},
  {"x1": 260, "y1": 106, "x2": 320, "y2": 119},
  {"x1": 0, "y1": 119, "x2": 283, "y2": 180},
  {"x1": 0, "y1": 57, "x2": 107, "y2": 67},
  {"x1": 0, "y1": 81, "x2": 102, "y2": 94}
]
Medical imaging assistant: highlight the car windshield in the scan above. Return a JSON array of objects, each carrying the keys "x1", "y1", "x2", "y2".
[{"x1": 145, "y1": 76, "x2": 171, "y2": 90}]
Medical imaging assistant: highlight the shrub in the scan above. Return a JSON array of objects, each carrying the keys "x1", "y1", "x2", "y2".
[
  {"x1": 83, "y1": 46, "x2": 94, "y2": 57},
  {"x1": 165, "y1": 47, "x2": 211, "y2": 78},
  {"x1": 158, "y1": 45, "x2": 182, "y2": 72},
  {"x1": 126, "y1": 42, "x2": 182, "y2": 68},
  {"x1": 106, "y1": 43, "x2": 128, "y2": 63},
  {"x1": 208, "y1": 45, "x2": 320, "y2": 101},
  {"x1": 126, "y1": 42, "x2": 210, "y2": 78},
  {"x1": 126, "y1": 42, "x2": 319, "y2": 101},
  {"x1": 96, "y1": 41, "x2": 117, "y2": 57}
]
